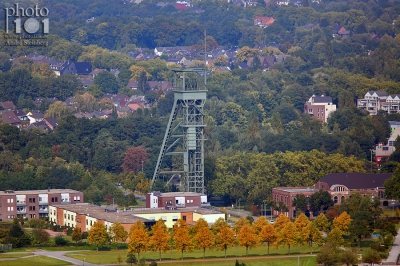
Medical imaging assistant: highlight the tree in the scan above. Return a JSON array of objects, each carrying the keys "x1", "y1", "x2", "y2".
[
  {"x1": 173, "y1": 219, "x2": 193, "y2": 260},
  {"x1": 138, "y1": 71, "x2": 151, "y2": 93},
  {"x1": 121, "y1": 146, "x2": 148, "y2": 174},
  {"x1": 238, "y1": 224, "x2": 258, "y2": 256},
  {"x1": 216, "y1": 226, "x2": 235, "y2": 258},
  {"x1": 280, "y1": 221, "x2": 296, "y2": 255},
  {"x1": 349, "y1": 211, "x2": 373, "y2": 248},
  {"x1": 259, "y1": 223, "x2": 278, "y2": 255},
  {"x1": 326, "y1": 227, "x2": 344, "y2": 248},
  {"x1": 71, "y1": 227, "x2": 82, "y2": 243},
  {"x1": 128, "y1": 221, "x2": 149, "y2": 261},
  {"x1": 109, "y1": 222, "x2": 128, "y2": 248},
  {"x1": 294, "y1": 213, "x2": 310, "y2": 248},
  {"x1": 292, "y1": 194, "x2": 308, "y2": 214},
  {"x1": 307, "y1": 222, "x2": 322, "y2": 254},
  {"x1": 233, "y1": 216, "x2": 250, "y2": 235},
  {"x1": 333, "y1": 211, "x2": 352, "y2": 234},
  {"x1": 194, "y1": 226, "x2": 215, "y2": 259},
  {"x1": 384, "y1": 165, "x2": 400, "y2": 200},
  {"x1": 149, "y1": 219, "x2": 171, "y2": 261},
  {"x1": 45, "y1": 101, "x2": 70, "y2": 118},
  {"x1": 126, "y1": 252, "x2": 137, "y2": 266},
  {"x1": 94, "y1": 71, "x2": 120, "y2": 94},
  {"x1": 31, "y1": 228, "x2": 50, "y2": 244},
  {"x1": 339, "y1": 249, "x2": 359, "y2": 266},
  {"x1": 363, "y1": 249, "x2": 382, "y2": 265},
  {"x1": 88, "y1": 222, "x2": 109, "y2": 251},
  {"x1": 316, "y1": 242, "x2": 339, "y2": 266},
  {"x1": 273, "y1": 214, "x2": 290, "y2": 229},
  {"x1": 309, "y1": 190, "x2": 334, "y2": 213},
  {"x1": 253, "y1": 216, "x2": 268, "y2": 233},
  {"x1": 314, "y1": 213, "x2": 330, "y2": 232}
]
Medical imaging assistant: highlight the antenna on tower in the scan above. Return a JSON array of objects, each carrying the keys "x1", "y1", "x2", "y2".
[{"x1": 204, "y1": 28, "x2": 207, "y2": 87}]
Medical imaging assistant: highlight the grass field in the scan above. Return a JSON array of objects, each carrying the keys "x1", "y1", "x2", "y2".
[
  {"x1": 0, "y1": 253, "x2": 33, "y2": 258},
  {"x1": 0, "y1": 255, "x2": 71, "y2": 266},
  {"x1": 66, "y1": 244, "x2": 320, "y2": 265}
]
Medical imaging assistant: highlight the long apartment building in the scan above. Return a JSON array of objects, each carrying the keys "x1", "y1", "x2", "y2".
[
  {"x1": 0, "y1": 189, "x2": 83, "y2": 220},
  {"x1": 356, "y1": 91, "x2": 400, "y2": 115},
  {"x1": 49, "y1": 203, "x2": 225, "y2": 232}
]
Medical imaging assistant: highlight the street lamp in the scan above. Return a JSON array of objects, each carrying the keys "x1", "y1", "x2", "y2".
[
  {"x1": 83, "y1": 258, "x2": 85, "y2": 266},
  {"x1": 370, "y1": 149, "x2": 375, "y2": 172},
  {"x1": 263, "y1": 200, "x2": 266, "y2": 216},
  {"x1": 238, "y1": 198, "x2": 241, "y2": 211},
  {"x1": 392, "y1": 200, "x2": 396, "y2": 217}
]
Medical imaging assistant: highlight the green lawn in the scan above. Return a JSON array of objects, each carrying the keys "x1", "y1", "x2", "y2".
[
  {"x1": 66, "y1": 245, "x2": 320, "y2": 264},
  {"x1": 0, "y1": 255, "x2": 71, "y2": 266},
  {"x1": 0, "y1": 253, "x2": 33, "y2": 258},
  {"x1": 156, "y1": 257, "x2": 316, "y2": 266}
]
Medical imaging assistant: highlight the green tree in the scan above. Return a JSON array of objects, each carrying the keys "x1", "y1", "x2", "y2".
[
  {"x1": 362, "y1": 249, "x2": 382, "y2": 265},
  {"x1": 94, "y1": 71, "x2": 120, "y2": 94},
  {"x1": 339, "y1": 249, "x2": 359, "y2": 266},
  {"x1": 309, "y1": 190, "x2": 334, "y2": 214},
  {"x1": 109, "y1": 222, "x2": 128, "y2": 248},
  {"x1": 292, "y1": 194, "x2": 308, "y2": 214},
  {"x1": 126, "y1": 252, "x2": 137, "y2": 266},
  {"x1": 384, "y1": 165, "x2": 400, "y2": 200},
  {"x1": 349, "y1": 211, "x2": 373, "y2": 248}
]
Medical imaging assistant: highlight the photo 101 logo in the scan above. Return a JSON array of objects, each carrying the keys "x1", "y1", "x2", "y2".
[{"x1": 5, "y1": 3, "x2": 49, "y2": 34}]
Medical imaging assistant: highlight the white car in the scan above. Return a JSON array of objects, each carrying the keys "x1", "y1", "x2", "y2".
[{"x1": 269, "y1": 219, "x2": 275, "y2": 224}]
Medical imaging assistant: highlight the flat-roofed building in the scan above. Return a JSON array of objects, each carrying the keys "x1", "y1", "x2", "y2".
[
  {"x1": 0, "y1": 189, "x2": 83, "y2": 220},
  {"x1": 49, "y1": 204, "x2": 225, "y2": 232},
  {"x1": 146, "y1": 191, "x2": 208, "y2": 208}
]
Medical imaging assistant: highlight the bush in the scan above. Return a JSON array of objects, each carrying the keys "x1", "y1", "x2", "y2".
[
  {"x1": 149, "y1": 261, "x2": 157, "y2": 266},
  {"x1": 54, "y1": 235, "x2": 68, "y2": 246}
]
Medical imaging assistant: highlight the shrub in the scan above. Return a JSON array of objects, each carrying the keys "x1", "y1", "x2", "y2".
[{"x1": 54, "y1": 235, "x2": 68, "y2": 246}]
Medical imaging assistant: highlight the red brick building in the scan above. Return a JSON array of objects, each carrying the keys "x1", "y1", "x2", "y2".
[
  {"x1": 146, "y1": 192, "x2": 208, "y2": 208},
  {"x1": 272, "y1": 173, "x2": 392, "y2": 219}
]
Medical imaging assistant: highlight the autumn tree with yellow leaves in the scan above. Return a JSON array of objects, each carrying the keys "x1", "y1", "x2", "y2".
[
  {"x1": 238, "y1": 224, "x2": 258, "y2": 256},
  {"x1": 279, "y1": 221, "x2": 297, "y2": 255},
  {"x1": 149, "y1": 219, "x2": 171, "y2": 261},
  {"x1": 333, "y1": 211, "x2": 352, "y2": 234},
  {"x1": 128, "y1": 221, "x2": 149, "y2": 261},
  {"x1": 109, "y1": 222, "x2": 128, "y2": 248},
  {"x1": 259, "y1": 222, "x2": 278, "y2": 255},
  {"x1": 173, "y1": 219, "x2": 194, "y2": 260},
  {"x1": 193, "y1": 223, "x2": 215, "y2": 259},
  {"x1": 88, "y1": 222, "x2": 109, "y2": 251}
]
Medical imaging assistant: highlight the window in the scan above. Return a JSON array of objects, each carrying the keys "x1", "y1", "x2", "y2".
[
  {"x1": 183, "y1": 215, "x2": 187, "y2": 221},
  {"x1": 86, "y1": 219, "x2": 88, "y2": 225},
  {"x1": 73, "y1": 196, "x2": 80, "y2": 201},
  {"x1": 172, "y1": 216, "x2": 178, "y2": 222},
  {"x1": 7, "y1": 215, "x2": 14, "y2": 219},
  {"x1": 383, "y1": 147, "x2": 389, "y2": 151},
  {"x1": 29, "y1": 198, "x2": 35, "y2": 203},
  {"x1": 334, "y1": 196, "x2": 338, "y2": 204},
  {"x1": 389, "y1": 141, "x2": 395, "y2": 146},
  {"x1": 29, "y1": 206, "x2": 36, "y2": 211},
  {"x1": 7, "y1": 198, "x2": 13, "y2": 203},
  {"x1": 186, "y1": 199, "x2": 193, "y2": 204},
  {"x1": 161, "y1": 216, "x2": 167, "y2": 222},
  {"x1": 7, "y1": 207, "x2": 13, "y2": 211}
]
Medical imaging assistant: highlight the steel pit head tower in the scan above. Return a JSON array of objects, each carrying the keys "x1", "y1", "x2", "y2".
[{"x1": 151, "y1": 68, "x2": 207, "y2": 193}]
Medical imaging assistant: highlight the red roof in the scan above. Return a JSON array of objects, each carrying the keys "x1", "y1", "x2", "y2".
[{"x1": 174, "y1": 3, "x2": 189, "y2": 9}]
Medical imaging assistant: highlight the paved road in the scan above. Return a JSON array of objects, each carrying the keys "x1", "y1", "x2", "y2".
[
  {"x1": 382, "y1": 226, "x2": 400, "y2": 265},
  {"x1": 34, "y1": 250, "x2": 97, "y2": 266}
]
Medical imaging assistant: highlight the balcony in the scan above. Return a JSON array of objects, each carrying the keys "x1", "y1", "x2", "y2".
[
  {"x1": 16, "y1": 201, "x2": 26, "y2": 206},
  {"x1": 16, "y1": 210, "x2": 26, "y2": 214},
  {"x1": 61, "y1": 201, "x2": 71, "y2": 205},
  {"x1": 39, "y1": 209, "x2": 48, "y2": 214},
  {"x1": 39, "y1": 201, "x2": 48, "y2": 205}
]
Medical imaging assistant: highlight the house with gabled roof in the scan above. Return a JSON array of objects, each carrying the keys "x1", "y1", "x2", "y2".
[
  {"x1": 27, "y1": 110, "x2": 44, "y2": 124},
  {"x1": 357, "y1": 91, "x2": 389, "y2": 115},
  {"x1": 0, "y1": 101, "x2": 16, "y2": 111},
  {"x1": 1, "y1": 111, "x2": 21, "y2": 129},
  {"x1": 74, "y1": 62, "x2": 92, "y2": 75},
  {"x1": 26, "y1": 121, "x2": 50, "y2": 131},
  {"x1": 44, "y1": 117, "x2": 59, "y2": 131},
  {"x1": 101, "y1": 94, "x2": 130, "y2": 108}
]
